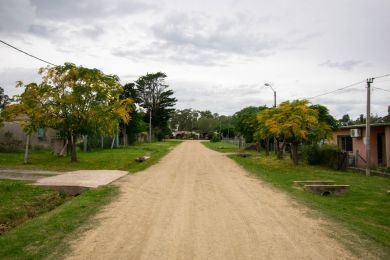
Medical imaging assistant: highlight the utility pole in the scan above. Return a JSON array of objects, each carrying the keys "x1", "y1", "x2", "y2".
[
  {"x1": 365, "y1": 78, "x2": 374, "y2": 176},
  {"x1": 149, "y1": 109, "x2": 152, "y2": 143}
]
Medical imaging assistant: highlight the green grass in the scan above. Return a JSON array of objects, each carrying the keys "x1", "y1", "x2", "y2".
[
  {"x1": 0, "y1": 180, "x2": 69, "y2": 235},
  {"x1": 208, "y1": 144, "x2": 390, "y2": 259},
  {"x1": 202, "y1": 140, "x2": 241, "y2": 153},
  {"x1": 0, "y1": 185, "x2": 118, "y2": 259},
  {"x1": 0, "y1": 140, "x2": 181, "y2": 172}
]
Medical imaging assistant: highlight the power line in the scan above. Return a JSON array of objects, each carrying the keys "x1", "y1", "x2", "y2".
[
  {"x1": 0, "y1": 39, "x2": 56, "y2": 66},
  {"x1": 373, "y1": 73, "x2": 390, "y2": 80},
  {"x1": 373, "y1": 87, "x2": 390, "y2": 93},
  {"x1": 307, "y1": 80, "x2": 365, "y2": 100},
  {"x1": 305, "y1": 72, "x2": 390, "y2": 100}
]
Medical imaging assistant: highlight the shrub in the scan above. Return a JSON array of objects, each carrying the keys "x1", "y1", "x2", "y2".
[
  {"x1": 301, "y1": 144, "x2": 321, "y2": 165},
  {"x1": 210, "y1": 134, "x2": 221, "y2": 143},
  {"x1": 301, "y1": 144, "x2": 347, "y2": 170}
]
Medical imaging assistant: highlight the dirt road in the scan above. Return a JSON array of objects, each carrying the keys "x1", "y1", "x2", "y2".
[{"x1": 67, "y1": 141, "x2": 355, "y2": 260}]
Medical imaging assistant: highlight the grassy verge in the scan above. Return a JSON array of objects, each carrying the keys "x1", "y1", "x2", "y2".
[
  {"x1": 212, "y1": 145, "x2": 390, "y2": 259},
  {"x1": 0, "y1": 185, "x2": 118, "y2": 259},
  {"x1": 0, "y1": 140, "x2": 181, "y2": 259},
  {"x1": 202, "y1": 140, "x2": 241, "y2": 153},
  {"x1": 0, "y1": 180, "x2": 69, "y2": 235},
  {"x1": 0, "y1": 140, "x2": 181, "y2": 172}
]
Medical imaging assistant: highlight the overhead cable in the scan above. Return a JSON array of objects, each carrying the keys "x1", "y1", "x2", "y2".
[{"x1": 0, "y1": 39, "x2": 56, "y2": 66}]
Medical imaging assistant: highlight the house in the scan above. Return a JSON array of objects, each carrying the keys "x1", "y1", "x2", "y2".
[
  {"x1": 329, "y1": 123, "x2": 390, "y2": 167},
  {"x1": 0, "y1": 117, "x2": 64, "y2": 153},
  {"x1": 172, "y1": 131, "x2": 200, "y2": 139}
]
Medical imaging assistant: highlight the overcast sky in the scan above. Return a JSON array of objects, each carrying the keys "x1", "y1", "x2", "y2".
[{"x1": 1, "y1": 0, "x2": 389, "y2": 118}]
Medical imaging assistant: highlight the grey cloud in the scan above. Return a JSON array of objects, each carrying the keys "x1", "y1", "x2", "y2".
[
  {"x1": 320, "y1": 60, "x2": 363, "y2": 71},
  {"x1": 0, "y1": 0, "x2": 36, "y2": 34},
  {"x1": 28, "y1": 24, "x2": 57, "y2": 38},
  {"x1": 151, "y1": 12, "x2": 278, "y2": 57},
  {"x1": 30, "y1": 0, "x2": 154, "y2": 20},
  {"x1": 171, "y1": 80, "x2": 271, "y2": 114},
  {"x1": 0, "y1": 67, "x2": 41, "y2": 97},
  {"x1": 29, "y1": 23, "x2": 104, "y2": 40},
  {"x1": 112, "y1": 12, "x2": 280, "y2": 66}
]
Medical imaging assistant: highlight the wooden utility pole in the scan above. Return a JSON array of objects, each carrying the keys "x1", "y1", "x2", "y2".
[{"x1": 365, "y1": 78, "x2": 374, "y2": 176}]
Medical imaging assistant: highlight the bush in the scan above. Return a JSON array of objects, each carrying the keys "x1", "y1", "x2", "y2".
[
  {"x1": 210, "y1": 134, "x2": 221, "y2": 143},
  {"x1": 301, "y1": 144, "x2": 321, "y2": 165},
  {"x1": 301, "y1": 144, "x2": 347, "y2": 170}
]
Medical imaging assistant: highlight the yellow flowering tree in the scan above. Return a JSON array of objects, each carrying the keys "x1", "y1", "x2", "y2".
[
  {"x1": 255, "y1": 100, "x2": 330, "y2": 164},
  {"x1": 5, "y1": 63, "x2": 133, "y2": 162}
]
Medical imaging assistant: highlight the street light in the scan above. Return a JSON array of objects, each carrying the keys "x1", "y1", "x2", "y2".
[
  {"x1": 264, "y1": 83, "x2": 277, "y2": 154},
  {"x1": 264, "y1": 83, "x2": 276, "y2": 108}
]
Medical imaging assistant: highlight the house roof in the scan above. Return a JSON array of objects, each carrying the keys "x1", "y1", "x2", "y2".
[{"x1": 340, "y1": 122, "x2": 390, "y2": 129}]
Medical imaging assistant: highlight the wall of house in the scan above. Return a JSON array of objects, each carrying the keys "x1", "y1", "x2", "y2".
[
  {"x1": 329, "y1": 129, "x2": 350, "y2": 145},
  {"x1": 330, "y1": 126, "x2": 389, "y2": 167},
  {"x1": 386, "y1": 126, "x2": 390, "y2": 167},
  {"x1": 0, "y1": 121, "x2": 62, "y2": 151}
]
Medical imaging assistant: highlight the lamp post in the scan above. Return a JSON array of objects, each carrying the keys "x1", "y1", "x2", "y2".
[
  {"x1": 264, "y1": 83, "x2": 276, "y2": 108},
  {"x1": 264, "y1": 83, "x2": 277, "y2": 154}
]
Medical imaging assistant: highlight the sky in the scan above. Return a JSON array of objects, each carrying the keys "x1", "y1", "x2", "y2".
[{"x1": 0, "y1": 0, "x2": 389, "y2": 118}]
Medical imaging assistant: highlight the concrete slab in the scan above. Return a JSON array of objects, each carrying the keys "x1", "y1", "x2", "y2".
[
  {"x1": 34, "y1": 170, "x2": 128, "y2": 188},
  {"x1": 0, "y1": 169, "x2": 61, "y2": 181}
]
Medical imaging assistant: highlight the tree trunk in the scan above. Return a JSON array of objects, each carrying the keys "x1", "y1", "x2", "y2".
[
  {"x1": 277, "y1": 140, "x2": 285, "y2": 160},
  {"x1": 265, "y1": 138, "x2": 269, "y2": 156},
  {"x1": 101, "y1": 135, "x2": 104, "y2": 149},
  {"x1": 122, "y1": 127, "x2": 127, "y2": 146},
  {"x1": 67, "y1": 134, "x2": 71, "y2": 156},
  {"x1": 291, "y1": 142, "x2": 299, "y2": 165},
  {"x1": 24, "y1": 134, "x2": 30, "y2": 164},
  {"x1": 111, "y1": 136, "x2": 115, "y2": 149},
  {"x1": 83, "y1": 135, "x2": 88, "y2": 152},
  {"x1": 59, "y1": 139, "x2": 68, "y2": 156},
  {"x1": 70, "y1": 135, "x2": 77, "y2": 162}
]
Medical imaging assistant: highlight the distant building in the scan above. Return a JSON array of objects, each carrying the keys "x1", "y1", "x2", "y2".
[
  {"x1": 329, "y1": 123, "x2": 390, "y2": 167},
  {"x1": 172, "y1": 131, "x2": 200, "y2": 139}
]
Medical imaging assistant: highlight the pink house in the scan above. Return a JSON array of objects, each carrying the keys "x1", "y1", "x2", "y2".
[{"x1": 329, "y1": 123, "x2": 390, "y2": 168}]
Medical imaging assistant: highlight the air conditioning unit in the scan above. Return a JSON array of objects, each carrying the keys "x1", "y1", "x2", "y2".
[{"x1": 350, "y1": 129, "x2": 361, "y2": 138}]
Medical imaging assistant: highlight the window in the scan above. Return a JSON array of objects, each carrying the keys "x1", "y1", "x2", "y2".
[
  {"x1": 37, "y1": 128, "x2": 45, "y2": 139},
  {"x1": 337, "y1": 135, "x2": 352, "y2": 152}
]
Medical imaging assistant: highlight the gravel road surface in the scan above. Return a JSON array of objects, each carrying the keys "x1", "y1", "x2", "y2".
[{"x1": 67, "y1": 141, "x2": 355, "y2": 260}]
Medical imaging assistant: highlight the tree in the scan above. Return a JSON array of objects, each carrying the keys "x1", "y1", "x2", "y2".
[
  {"x1": 170, "y1": 109, "x2": 199, "y2": 131},
  {"x1": 309, "y1": 104, "x2": 339, "y2": 143},
  {"x1": 5, "y1": 63, "x2": 133, "y2": 162},
  {"x1": 135, "y1": 72, "x2": 177, "y2": 141},
  {"x1": 120, "y1": 83, "x2": 147, "y2": 144},
  {"x1": 339, "y1": 114, "x2": 352, "y2": 126},
  {"x1": 383, "y1": 106, "x2": 390, "y2": 123},
  {"x1": 254, "y1": 108, "x2": 276, "y2": 156},
  {"x1": 0, "y1": 86, "x2": 10, "y2": 127},
  {"x1": 255, "y1": 100, "x2": 332, "y2": 164},
  {"x1": 234, "y1": 106, "x2": 267, "y2": 143},
  {"x1": 3, "y1": 83, "x2": 46, "y2": 163}
]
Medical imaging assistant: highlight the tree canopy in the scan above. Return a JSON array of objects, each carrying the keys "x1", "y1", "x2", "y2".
[
  {"x1": 135, "y1": 72, "x2": 177, "y2": 140},
  {"x1": 0, "y1": 86, "x2": 10, "y2": 127},
  {"x1": 233, "y1": 106, "x2": 267, "y2": 142},
  {"x1": 255, "y1": 100, "x2": 333, "y2": 164},
  {"x1": 5, "y1": 63, "x2": 133, "y2": 162}
]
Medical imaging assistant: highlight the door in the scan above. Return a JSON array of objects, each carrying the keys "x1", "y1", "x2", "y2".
[{"x1": 377, "y1": 133, "x2": 386, "y2": 166}]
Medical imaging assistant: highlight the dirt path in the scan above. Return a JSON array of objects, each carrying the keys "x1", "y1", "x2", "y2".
[{"x1": 67, "y1": 141, "x2": 355, "y2": 260}]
